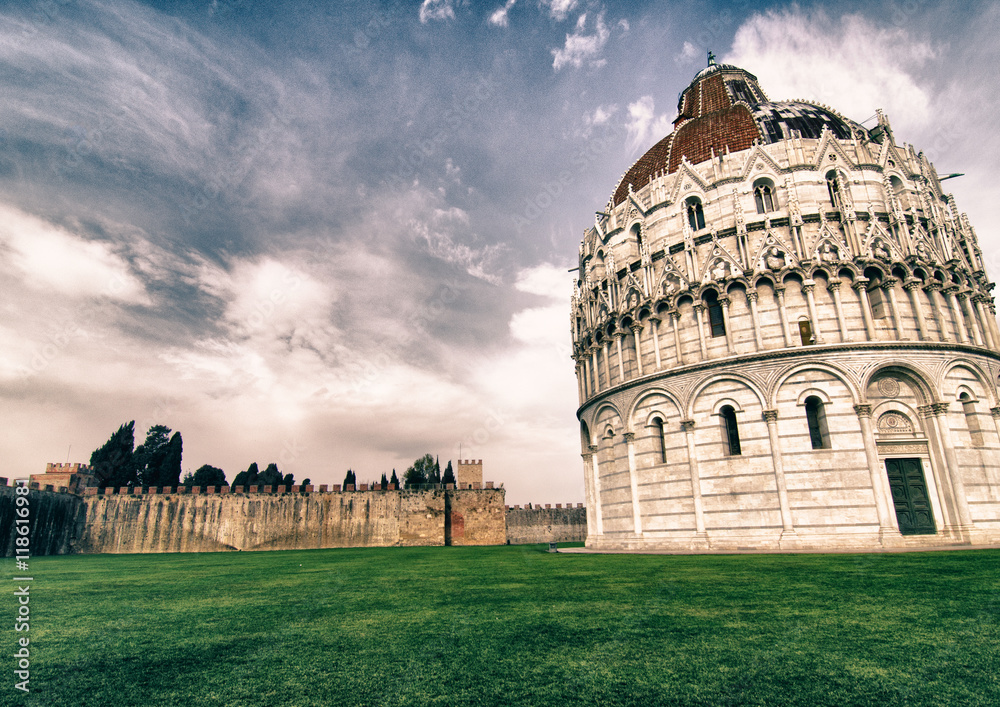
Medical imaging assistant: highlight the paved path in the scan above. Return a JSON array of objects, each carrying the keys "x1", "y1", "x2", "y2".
[{"x1": 557, "y1": 543, "x2": 1000, "y2": 555}]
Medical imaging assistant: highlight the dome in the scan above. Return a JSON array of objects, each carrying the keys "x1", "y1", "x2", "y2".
[
  {"x1": 611, "y1": 63, "x2": 863, "y2": 206},
  {"x1": 572, "y1": 61, "x2": 1000, "y2": 554}
]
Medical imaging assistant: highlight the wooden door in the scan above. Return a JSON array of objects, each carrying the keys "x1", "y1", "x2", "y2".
[{"x1": 885, "y1": 458, "x2": 936, "y2": 535}]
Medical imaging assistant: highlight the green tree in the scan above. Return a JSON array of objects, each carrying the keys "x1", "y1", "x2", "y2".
[
  {"x1": 231, "y1": 462, "x2": 259, "y2": 488},
  {"x1": 258, "y1": 463, "x2": 282, "y2": 488},
  {"x1": 404, "y1": 454, "x2": 434, "y2": 488},
  {"x1": 390, "y1": 469, "x2": 399, "y2": 487},
  {"x1": 431, "y1": 456, "x2": 441, "y2": 484},
  {"x1": 302, "y1": 478, "x2": 311, "y2": 487},
  {"x1": 155, "y1": 432, "x2": 183, "y2": 487},
  {"x1": 184, "y1": 465, "x2": 227, "y2": 488},
  {"x1": 90, "y1": 421, "x2": 137, "y2": 488},
  {"x1": 281, "y1": 472, "x2": 294, "y2": 488},
  {"x1": 343, "y1": 469, "x2": 357, "y2": 487},
  {"x1": 442, "y1": 461, "x2": 456, "y2": 485},
  {"x1": 380, "y1": 472, "x2": 388, "y2": 488}
]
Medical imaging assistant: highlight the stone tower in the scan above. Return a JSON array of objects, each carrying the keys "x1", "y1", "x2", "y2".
[{"x1": 571, "y1": 60, "x2": 1000, "y2": 551}]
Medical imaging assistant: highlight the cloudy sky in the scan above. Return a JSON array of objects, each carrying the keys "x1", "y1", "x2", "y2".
[{"x1": 2, "y1": 0, "x2": 999, "y2": 504}]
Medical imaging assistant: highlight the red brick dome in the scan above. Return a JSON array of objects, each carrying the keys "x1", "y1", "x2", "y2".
[{"x1": 611, "y1": 63, "x2": 864, "y2": 206}]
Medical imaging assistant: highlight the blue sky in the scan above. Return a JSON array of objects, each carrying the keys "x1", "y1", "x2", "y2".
[{"x1": 2, "y1": 0, "x2": 999, "y2": 504}]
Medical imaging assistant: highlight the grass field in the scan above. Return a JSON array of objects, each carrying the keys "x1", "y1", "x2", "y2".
[{"x1": 4, "y1": 545, "x2": 999, "y2": 706}]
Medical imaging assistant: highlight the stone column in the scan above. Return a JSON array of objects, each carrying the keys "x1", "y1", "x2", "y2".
[
  {"x1": 762, "y1": 410, "x2": 795, "y2": 537},
  {"x1": 921, "y1": 402, "x2": 973, "y2": 538},
  {"x1": 670, "y1": 310, "x2": 684, "y2": 366},
  {"x1": 590, "y1": 348, "x2": 600, "y2": 393},
  {"x1": 746, "y1": 290, "x2": 763, "y2": 351},
  {"x1": 882, "y1": 278, "x2": 905, "y2": 340},
  {"x1": 974, "y1": 297, "x2": 997, "y2": 349},
  {"x1": 828, "y1": 280, "x2": 850, "y2": 342},
  {"x1": 854, "y1": 404, "x2": 899, "y2": 540},
  {"x1": 719, "y1": 296, "x2": 736, "y2": 354},
  {"x1": 944, "y1": 286, "x2": 970, "y2": 343},
  {"x1": 959, "y1": 292, "x2": 984, "y2": 346},
  {"x1": 681, "y1": 420, "x2": 707, "y2": 536},
  {"x1": 588, "y1": 444, "x2": 604, "y2": 536},
  {"x1": 575, "y1": 360, "x2": 585, "y2": 402},
  {"x1": 602, "y1": 341, "x2": 613, "y2": 387},
  {"x1": 986, "y1": 302, "x2": 1000, "y2": 348},
  {"x1": 623, "y1": 432, "x2": 643, "y2": 536},
  {"x1": 693, "y1": 303, "x2": 708, "y2": 360},
  {"x1": 774, "y1": 286, "x2": 793, "y2": 347},
  {"x1": 924, "y1": 283, "x2": 951, "y2": 341},
  {"x1": 614, "y1": 333, "x2": 626, "y2": 382},
  {"x1": 852, "y1": 279, "x2": 877, "y2": 341},
  {"x1": 991, "y1": 406, "x2": 1000, "y2": 447},
  {"x1": 903, "y1": 279, "x2": 929, "y2": 341},
  {"x1": 581, "y1": 449, "x2": 598, "y2": 540},
  {"x1": 630, "y1": 324, "x2": 644, "y2": 377},
  {"x1": 649, "y1": 316, "x2": 663, "y2": 369},
  {"x1": 801, "y1": 280, "x2": 823, "y2": 344}
]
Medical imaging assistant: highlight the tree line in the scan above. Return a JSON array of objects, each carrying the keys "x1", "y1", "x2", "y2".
[
  {"x1": 88, "y1": 421, "x2": 305, "y2": 490},
  {"x1": 89, "y1": 423, "x2": 454, "y2": 491}
]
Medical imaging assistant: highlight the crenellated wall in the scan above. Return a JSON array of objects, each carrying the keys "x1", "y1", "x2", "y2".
[
  {"x1": 505, "y1": 503, "x2": 587, "y2": 545},
  {"x1": 0, "y1": 481, "x2": 509, "y2": 555}
]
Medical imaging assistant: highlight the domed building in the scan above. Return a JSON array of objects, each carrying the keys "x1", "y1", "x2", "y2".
[{"x1": 571, "y1": 59, "x2": 1000, "y2": 551}]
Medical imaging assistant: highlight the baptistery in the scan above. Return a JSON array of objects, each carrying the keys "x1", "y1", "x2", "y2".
[{"x1": 571, "y1": 59, "x2": 1000, "y2": 551}]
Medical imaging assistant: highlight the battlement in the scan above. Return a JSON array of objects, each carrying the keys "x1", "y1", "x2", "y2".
[
  {"x1": 456, "y1": 459, "x2": 483, "y2": 486},
  {"x1": 83, "y1": 482, "x2": 499, "y2": 496},
  {"x1": 45, "y1": 462, "x2": 91, "y2": 474}
]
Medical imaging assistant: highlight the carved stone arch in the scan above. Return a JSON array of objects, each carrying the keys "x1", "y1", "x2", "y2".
[
  {"x1": 872, "y1": 403, "x2": 924, "y2": 437},
  {"x1": 796, "y1": 388, "x2": 832, "y2": 406},
  {"x1": 862, "y1": 362, "x2": 936, "y2": 407},
  {"x1": 812, "y1": 233, "x2": 850, "y2": 265},
  {"x1": 579, "y1": 419, "x2": 593, "y2": 450},
  {"x1": 725, "y1": 277, "x2": 752, "y2": 296},
  {"x1": 711, "y1": 397, "x2": 744, "y2": 415},
  {"x1": 942, "y1": 359, "x2": 997, "y2": 407},
  {"x1": 686, "y1": 374, "x2": 767, "y2": 419},
  {"x1": 771, "y1": 361, "x2": 861, "y2": 409},
  {"x1": 628, "y1": 388, "x2": 683, "y2": 430},
  {"x1": 750, "y1": 273, "x2": 778, "y2": 290},
  {"x1": 585, "y1": 401, "x2": 624, "y2": 438},
  {"x1": 863, "y1": 220, "x2": 903, "y2": 262}
]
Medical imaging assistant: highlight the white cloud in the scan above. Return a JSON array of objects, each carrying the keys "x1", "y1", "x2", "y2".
[
  {"x1": 552, "y1": 12, "x2": 610, "y2": 71},
  {"x1": 726, "y1": 9, "x2": 937, "y2": 134},
  {"x1": 675, "y1": 40, "x2": 699, "y2": 65},
  {"x1": 540, "y1": 0, "x2": 578, "y2": 22},
  {"x1": 419, "y1": 0, "x2": 456, "y2": 24},
  {"x1": 625, "y1": 95, "x2": 672, "y2": 154},
  {"x1": 0, "y1": 205, "x2": 146, "y2": 303},
  {"x1": 489, "y1": 0, "x2": 517, "y2": 27}
]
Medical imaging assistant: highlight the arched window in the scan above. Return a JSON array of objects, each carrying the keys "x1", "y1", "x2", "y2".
[
  {"x1": 654, "y1": 418, "x2": 667, "y2": 464},
  {"x1": 704, "y1": 291, "x2": 726, "y2": 338},
  {"x1": 686, "y1": 197, "x2": 705, "y2": 231},
  {"x1": 960, "y1": 393, "x2": 984, "y2": 447},
  {"x1": 825, "y1": 170, "x2": 841, "y2": 207},
  {"x1": 889, "y1": 175, "x2": 909, "y2": 211},
  {"x1": 753, "y1": 179, "x2": 776, "y2": 214},
  {"x1": 805, "y1": 396, "x2": 829, "y2": 449},
  {"x1": 721, "y1": 405, "x2": 741, "y2": 456}
]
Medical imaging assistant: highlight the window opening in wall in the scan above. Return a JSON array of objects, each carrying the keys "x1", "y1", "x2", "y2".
[
  {"x1": 960, "y1": 393, "x2": 984, "y2": 447},
  {"x1": 721, "y1": 405, "x2": 741, "y2": 456},
  {"x1": 686, "y1": 197, "x2": 705, "y2": 231},
  {"x1": 754, "y1": 182, "x2": 775, "y2": 213},
  {"x1": 654, "y1": 418, "x2": 667, "y2": 464},
  {"x1": 706, "y1": 293, "x2": 726, "y2": 338},
  {"x1": 825, "y1": 171, "x2": 840, "y2": 207},
  {"x1": 798, "y1": 319, "x2": 814, "y2": 345},
  {"x1": 805, "y1": 396, "x2": 829, "y2": 449}
]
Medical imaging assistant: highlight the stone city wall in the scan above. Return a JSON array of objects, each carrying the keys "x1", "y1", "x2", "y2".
[
  {"x1": 505, "y1": 503, "x2": 587, "y2": 545},
  {"x1": 0, "y1": 480, "x2": 510, "y2": 555}
]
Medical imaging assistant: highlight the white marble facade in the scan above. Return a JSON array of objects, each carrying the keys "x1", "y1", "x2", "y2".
[{"x1": 572, "y1": 62, "x2": 1000, "y2": 551}]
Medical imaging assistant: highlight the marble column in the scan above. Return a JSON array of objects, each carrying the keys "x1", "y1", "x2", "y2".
[
  {"x1": 630, "y1": 324, "x2": 644, "y2": 378},
  {"x1": 623, "y1": 432, "x2": 643, "y2": 536},
  {"x1": 670, "y1": 310, "x2": 685, "y2": 366},
  {"x1": 681, "y1": 420, "x2": 706, "y2": 536},
  {"x1": 882, "y1": 278, "x2": 905, "y2": 340},
  {"x1": 853, "y1": 404, "x2": 899, "y2": 538},
  {"x1": 828, "y1": 280, "x2": 850, "y2": 342},
  {"x1": 746, "y1": 290, "x2": 763, "y2": 351},
  {"x1": 775, "y1": 286, "x2": 793, "y2": 347},
  {"x1": 588, "y1": 444, "x2": 604, "y2": 536},
  {"x1": 720, "y1": 296, "x2": 736, "y2": 354},
  {"x1": 762, "y1": 410, "x2": 795, "y2": 536},
  {"x1": 924, "y1": 283, "x2": 951, "y2": 341},
  {"x1": 903, "y1": 279, "x2": 929, "y2": 341},
  {"x1": 944, "y1": 286, "x2": 970, "y2": 343},
  {"x1": 853, "y1": 279, "x2": 877, "y2": 341},
  {"x1": 693, "y1": 303, "x2": 709, "y2": 360},
  {"x1": 801, "y1": 280, "x2": 823, "y2": 344},
  {"x1": 649, "y1": 316, "x2": 663, "y2": 369}
]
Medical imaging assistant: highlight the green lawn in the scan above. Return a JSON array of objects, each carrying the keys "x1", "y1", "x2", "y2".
[{"x1": 4, "y1": 545, "x2": 998, "y2": 706}]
